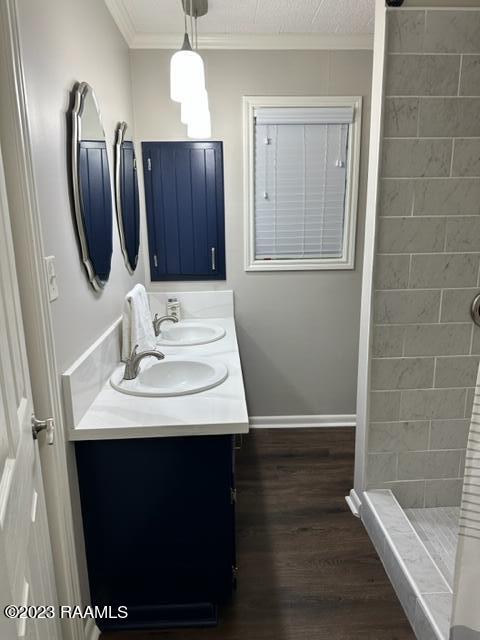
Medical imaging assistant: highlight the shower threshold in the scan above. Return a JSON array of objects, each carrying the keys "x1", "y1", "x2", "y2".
[{"x1": 362, "y1": 490, "x2": 456, "y2": 640}]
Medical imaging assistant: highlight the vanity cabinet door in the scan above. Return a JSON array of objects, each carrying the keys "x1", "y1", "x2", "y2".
[
  {"x1": 142, "y1": 141, "x2": 226, "y2": 281},
  {"x1": 75, "y1": 435, "x2": 236, "y2": 631}
]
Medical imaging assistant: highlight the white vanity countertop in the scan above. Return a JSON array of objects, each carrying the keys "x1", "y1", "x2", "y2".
[{"x1": 68, "y1": 317, "x2": 249, "y2": 441}]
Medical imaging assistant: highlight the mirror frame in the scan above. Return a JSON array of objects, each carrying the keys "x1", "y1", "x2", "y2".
[
  {"x1": 114, "y1": 122, "x2": 140, "y2": 274},
  {"x1": 71, "y1": 81, "x2": 112, "y2": 291}
]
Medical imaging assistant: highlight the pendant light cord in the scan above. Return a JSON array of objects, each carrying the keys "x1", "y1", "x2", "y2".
[
  {"x1": 180, "y1": 0, "x2": 198, "y2": 49},
  {"x1": 180, "y1": 0, "x2": 193, "y2": 50},
  {"x1": 189, "y1": 0, "x2": 194, "y2": 49},
  {"x1": 179, "y1": 0, "x2": 199, "y2": 50}
]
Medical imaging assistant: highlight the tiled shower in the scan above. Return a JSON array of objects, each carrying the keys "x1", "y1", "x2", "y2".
[
  {"x1": 367, "y1": 7, "x2": 480, "y2": 510},
  {"x1": 362, "y1": 6, "x2": 480, "y2": 640}
]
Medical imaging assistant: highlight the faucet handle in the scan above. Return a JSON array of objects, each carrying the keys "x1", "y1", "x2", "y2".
[
  {"x1": 130, "y1": 344, "x2": 139, "y2": 360},
  {"x1": 152, "y1": 314, "x2": 159, "y2": 336}
]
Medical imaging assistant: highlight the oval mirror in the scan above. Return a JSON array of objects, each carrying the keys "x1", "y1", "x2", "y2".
[
  {"x1": 71, "y1": 82, "x2": 113, "y2": 290},
  {"x1": 114, "y1": 122, "x2": 140, "y2": 273}
]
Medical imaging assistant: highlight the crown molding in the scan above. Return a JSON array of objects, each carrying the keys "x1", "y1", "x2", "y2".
[
  {"x1": 104, "y1": 0, "x2": 136, "y2": 46},
  {"x1": 129, "y1": 32, "x2": 374, "y2": 50},
  {"x1": 103, "y1": 2, "x2": 374, "y2": 51}
]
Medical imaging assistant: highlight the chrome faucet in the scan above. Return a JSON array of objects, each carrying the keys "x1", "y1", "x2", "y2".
[
  {"x1": 152, "y1": 313, "x2": 179, "y2": 337},
  {"x1": 123, "y1": 344, "x2": 165, "y2": 380}
]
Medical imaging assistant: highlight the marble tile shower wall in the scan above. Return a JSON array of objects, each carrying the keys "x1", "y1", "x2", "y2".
[{"x1": 367, "y1": 8, "x2": 480, "y2": 509}]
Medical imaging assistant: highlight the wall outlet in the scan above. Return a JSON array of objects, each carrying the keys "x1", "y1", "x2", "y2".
[{"x1": 44, "y1": 255, "x2": 59, "y2": 302}]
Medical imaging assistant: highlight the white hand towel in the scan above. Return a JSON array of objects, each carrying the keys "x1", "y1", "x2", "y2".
[{"x1": 121, "y1": 284, "x2": 156, "y2": 361}]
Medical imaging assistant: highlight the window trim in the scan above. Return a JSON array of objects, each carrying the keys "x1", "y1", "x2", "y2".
[{"x1": 243, "y1": 95, "x2": 362, "y2": 272}]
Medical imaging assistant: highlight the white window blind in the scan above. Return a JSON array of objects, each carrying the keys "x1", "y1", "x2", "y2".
[
  {"x1": 254, "y1": 107, "x2": 351, "y2": 261},
  {"x1": 254, "y1": 106, "x2": 354, "y2": 125}
]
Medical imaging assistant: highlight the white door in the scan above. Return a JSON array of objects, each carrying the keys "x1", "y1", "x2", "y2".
[{"x1": 0, "y1": 144, "x2": 62, "y2": 640}]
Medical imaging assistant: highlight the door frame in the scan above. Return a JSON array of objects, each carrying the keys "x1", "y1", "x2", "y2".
[
  {"x1": 0, "y1": 2, "x2": 86, "y2": 639},
  {"x1": 351, "y1": 0, "x2": 387, "y2": 512}
]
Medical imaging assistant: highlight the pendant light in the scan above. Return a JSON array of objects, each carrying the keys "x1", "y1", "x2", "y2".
[
  {"x1": 170, "y1": 0, "x2": 211, "y2": 139},
  {"x1": 187, "y1": 112, "x2": 211, "y2": 139},
  {"x1": 187, "y1": 92, "x2": 211, "y2": 139},
  {"x1": 170, "y1": 3, "x2": 205, "y2": 103},
  {"x1": 181, "y1": 87, "x2": 207, "y2": 124}
]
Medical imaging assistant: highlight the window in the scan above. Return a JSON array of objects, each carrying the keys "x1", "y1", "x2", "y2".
[{"x1": 243, "y1": 96, "x2": 362, "y2": 271}]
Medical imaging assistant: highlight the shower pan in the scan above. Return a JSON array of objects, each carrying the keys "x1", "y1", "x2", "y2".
[{"x1": 362, "y1": 490, "x2": 455, "y2": 639}]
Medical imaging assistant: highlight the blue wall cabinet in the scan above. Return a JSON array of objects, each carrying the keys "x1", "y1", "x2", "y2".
[
  {"x1": 75, "y1": 435, "x2": 236, "y2": 631},
  {"x1": 142, "y1": 141, "x2": 226, "y2": 281}
]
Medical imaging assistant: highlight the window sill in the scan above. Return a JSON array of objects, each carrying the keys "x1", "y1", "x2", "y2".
[{"x1": 245, "y1": 258, "x2": 355, "y2": 272}]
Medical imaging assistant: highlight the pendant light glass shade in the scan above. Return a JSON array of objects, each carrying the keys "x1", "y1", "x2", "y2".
[
  {"x1": 187, "y1": 107, "x2": 211, "y2": 139},
  {"x1": 180, "y1": 97, "x2": 192, "y2": 125},
  {"x1": 181, "y1": 88, "x2": 208, "y2": 125},
  {"x1": 186, "y1": 88, "x2": 211, "y2": 138},
  {"x1": 170, "y1": 33, "x2": 205, "y2": 103}
]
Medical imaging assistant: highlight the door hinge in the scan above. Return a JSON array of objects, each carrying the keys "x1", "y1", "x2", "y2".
[
  {"x1": 153, "y1": 254, "x2": 158, "y2": 268},
  {"x1": 32, "y1": 414, "x2": 55, "y2": 445},
  {"x1": 133, "y1": 158, "x2": 137, "y2": 171},
  {"x1": 147, "y1": 157, "x2": 152, "y2": 171},
  {"x1": 230, "y1": 487, "x2": 237, "y2": 504},
  {"x1": 232, "y1": 565, "x2": 238, "y2": 578}
]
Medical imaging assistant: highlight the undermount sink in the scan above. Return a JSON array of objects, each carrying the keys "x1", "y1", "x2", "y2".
[
  {"x1": 110, "y1": 357, "x2": 228, "y2": 397},
  {"x1": 156, "y1": 321, "x2": 226, "y2": 346}
]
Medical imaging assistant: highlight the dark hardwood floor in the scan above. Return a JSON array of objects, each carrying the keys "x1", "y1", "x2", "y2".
[{"x1": 103, "y1": 428, "x2": 415, "y2": 639}]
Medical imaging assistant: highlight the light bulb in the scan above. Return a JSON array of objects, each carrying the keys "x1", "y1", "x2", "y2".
[{"x1": 170, "y1": 34, "x2": 205, "y2": 103}]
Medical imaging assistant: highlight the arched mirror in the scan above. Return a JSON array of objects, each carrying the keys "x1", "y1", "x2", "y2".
[
  {"x1": 71, "y1": 82, "x2": 113, "y2": 290},
  {"x1": 114, "y1": 122, "x2": 140, "y2": 273}
]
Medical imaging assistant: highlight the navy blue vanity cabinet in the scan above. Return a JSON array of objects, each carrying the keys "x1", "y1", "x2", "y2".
[
  {"x1": 75, "y1": 435, "x2": 236, "y2": 632},
  {"x1": 142, "y1": 141, "x2": 226, "y2": 281}
]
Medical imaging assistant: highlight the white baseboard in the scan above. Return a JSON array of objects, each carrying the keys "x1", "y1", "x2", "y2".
[
  {"x1": 345, "y1": 488, "x2": 362, "y2": 518},
  {"x1": 249, "y1": 414, "x2": 356, "y2": 429},
  {"x1": 85, "y1": 619, "x2": 101, "y2": 640}
]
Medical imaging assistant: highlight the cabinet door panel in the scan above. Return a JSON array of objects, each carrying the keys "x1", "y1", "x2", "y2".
[
  {"x1": 146, "y1": 144, "x2": 167, "y2": 275},
  {"x1": 143, "y1": 141, "x2": 226, "y2": 281},
  {"x1": 174, "y1": 147, "x2": 196, "y2": 275},
  {"x1": 160, "y1": 145, "x2": 181, "y2": 274},
  {"x1": 75, "y1": 435, "x2": 235, "y2": 631},
  {"x1": 190, "y1": 147, "x2": 210, "y2": 275}
]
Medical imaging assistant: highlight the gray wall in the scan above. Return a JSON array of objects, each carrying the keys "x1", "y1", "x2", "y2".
[
  {"x1": 16, "y1": 0, "x2": 145, "y2": 373},
  {"x1": 8, "y1": 0, "x2": 146, "y2": 608},
  {"x1": 366, "y1": 7, "x2": 480, "y2": 508},
  {"x1": 131, "y1": 49, "x2": 372, "y2": 417}
]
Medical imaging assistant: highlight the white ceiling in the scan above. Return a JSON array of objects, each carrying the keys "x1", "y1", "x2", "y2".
[{"x1": 105, "y1": 0, "x2": 375, "y2": 49}]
